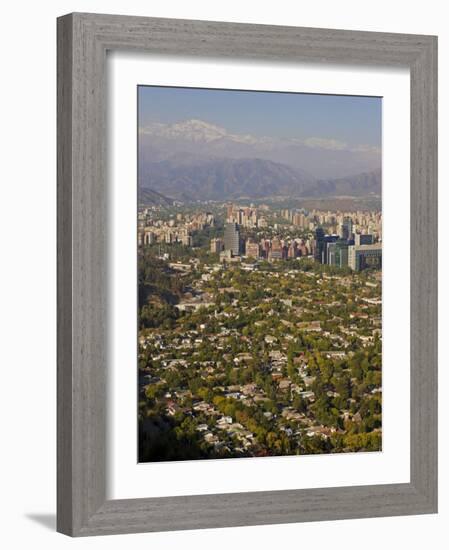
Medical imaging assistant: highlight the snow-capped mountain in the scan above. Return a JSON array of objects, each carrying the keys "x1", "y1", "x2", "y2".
[
  {"x1": 139, "y1": 118, "x2": 381, "y2": 180},
  {"x1": 139, "y1": 119, "x2": 268, "y2": 145}
]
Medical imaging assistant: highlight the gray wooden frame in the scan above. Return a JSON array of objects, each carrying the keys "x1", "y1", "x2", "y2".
[{"x1": 57, "y1": 12, "x2": 438, "y2": 537}]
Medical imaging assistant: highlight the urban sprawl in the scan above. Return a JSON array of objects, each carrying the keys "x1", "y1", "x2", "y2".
[{"x1": 138, "y1": 201, "x2": 382, "y2": 462}]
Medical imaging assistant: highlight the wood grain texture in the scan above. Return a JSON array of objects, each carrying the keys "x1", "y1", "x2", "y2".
[
  {"x1": 409, "y1": 36, "x2": 438, "y2": 508},
  {"x1": 57, "y1": 12, "x2": 438, "y2": 536},
  {"x1": 57, "y1": 13, "x2": 74, "y2": 536}
]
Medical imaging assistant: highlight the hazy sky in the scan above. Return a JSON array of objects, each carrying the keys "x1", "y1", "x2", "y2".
[{"x1": 138, "y1": 85, "x2": 382, "y2": 149}]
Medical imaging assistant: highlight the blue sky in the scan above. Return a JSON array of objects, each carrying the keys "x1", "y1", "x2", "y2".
[{"x1": 138, "y1": 85, "x2": 382, "y2": 148}]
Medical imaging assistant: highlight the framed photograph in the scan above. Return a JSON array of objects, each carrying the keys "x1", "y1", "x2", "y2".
[{"x1": 57, "y1": 12, "x2": 437, "y2": 536}]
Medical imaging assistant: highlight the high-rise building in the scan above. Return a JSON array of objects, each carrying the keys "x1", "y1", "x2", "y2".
[
  {"x1": 262, "y1": 239, "x2": 270, "y2": 258},
  {"x1": 245, "y1": 239, "x2": 260, "y2": 259},
  {"x1": 299, "y1": 240, "x2": 308, "y2": 257},
  {"x1": 224, "y1": 222, "x2": 240, "y2": 256},
  {"x1": 314, "y1": 227, "x2": 325, "y2": 263},
  {"x1": 141, "y1": 229, "x2": 155, "y2": 246},
  {"x1": 336, "y1": 240, "x2": 349, "y2": 267},
  {"x1": 269, "y1": 238, "x2": 283, "y2": 261},
  {"x1": 327, "y1": 242, "x2": 338, "y2": 266},
  {"x1": 322, "y1": 235, "x2": 339, "y2": 264},
  {"x1": 355, "y1": 233, "x2": 374, "y2": 246},
  {"x1": 339, "y1": 217, "x2": 354, "y2": 240},
  {"x1": 181, "y1": 234, "x2": 193, "y2": 247},
  {"x1": 288, "y1": 241, "x2": 298, "y2": 259},
  {"x1": 210, "y1": 237, "x2": 224, "y2": 254},
  {"x1": 348, "y1": 243, "x2": 382, "y2": 271},
  {"x1": 328, "y1": 239, "x2": 349, "y2": 267},
  {"x1": 281, "y1": 209, "x2": 291, "y2": 221}
]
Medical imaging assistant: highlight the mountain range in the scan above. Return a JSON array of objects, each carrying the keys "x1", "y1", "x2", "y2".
[
  {"x1": 138, "y1": 187, "x2": 176, "y2": 207},
  {"x1": 138, "y1": 118, "x2": 381, "y2": 203}
]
